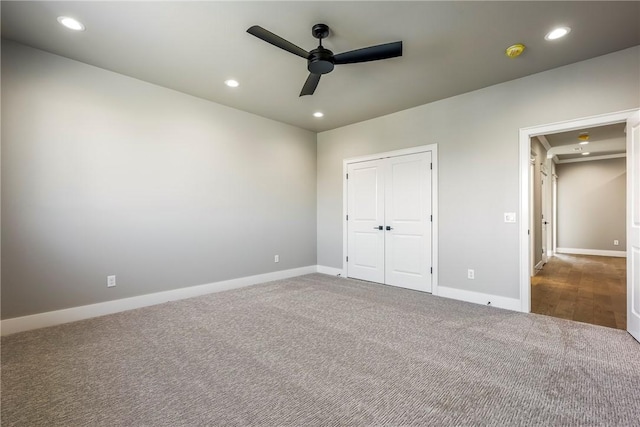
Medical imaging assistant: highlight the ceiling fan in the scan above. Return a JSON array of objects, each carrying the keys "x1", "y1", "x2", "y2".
[{"x1": 247, "y1": 23, "x2": 403, "y2": 96}]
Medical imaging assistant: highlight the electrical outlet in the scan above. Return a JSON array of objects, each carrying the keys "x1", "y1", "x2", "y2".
[
  {"x1": 614, "y1": 240, "x2": 619, "y2": 246},
  {"x1": 274, "y1": 255, "x2": 279, "y2": 263},
  {"x1": 467, "y1": 269, "x2": 475, "y2": 280},
  {"x1": 107, "y1": 275, "x2": 116, "y2": 288}
]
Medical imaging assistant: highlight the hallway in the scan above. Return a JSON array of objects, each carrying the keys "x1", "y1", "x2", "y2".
[{"x1": 531, "y1": 254, "x2": 626, "y2": 329}]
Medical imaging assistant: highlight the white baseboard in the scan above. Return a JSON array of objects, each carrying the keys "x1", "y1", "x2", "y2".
[
  {"x1": 556, "y1": 247, "x2": 627, "y2": 258},
  {"x1": 316, "y1": 265, "x2": 344, "y2": 276},
  {"x1": 1, "y1": 265, "x2": 317, "y2": 336},
  {"x1": 436, "y1": 286, "x2": 521, "y2": 312}
]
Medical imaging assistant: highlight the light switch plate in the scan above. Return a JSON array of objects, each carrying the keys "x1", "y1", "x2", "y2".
[{"x1": 504, "y1": 212, "x2": 516, "y2": 223}]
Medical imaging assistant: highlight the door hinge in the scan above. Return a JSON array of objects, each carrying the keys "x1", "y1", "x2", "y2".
[
  {"x1": 346, "y1": 256, "x2": 349, "y2": 262},
  {"x1": 430, "y1": 267, "x2": 433, "y2": 274},
  {"x1": 430, "y1": 215, "x2": 432, "y2": 222},
  {"x1": 346, "y1": 173, "x2": 349, "y2": 179},
  {"x1": 346, "y1": 214, "x2": 349, "y2": 220},
  {"x1": 430, "y1": 163, "x2": 433, "y2": 170}
]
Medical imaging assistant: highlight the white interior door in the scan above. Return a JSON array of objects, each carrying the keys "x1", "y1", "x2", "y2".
[
  {"x1": 385, "y1": 152, "x2": 432, "y2": 292},
  {"x1": 347, "y1": 160, "x2": 385, "y2": 283},
  {"x1": 552, "y1": 173, "x2": 558, "y2": 254},
  {"x1": 347, "y1": 152, "x2": 432, "y2": 292},
  {"x1": 541, "y1": 172, "x2": 548, "y2": 264},
  {"x1": 627, "y1": 111, "x2": 640, "y2": 342}
]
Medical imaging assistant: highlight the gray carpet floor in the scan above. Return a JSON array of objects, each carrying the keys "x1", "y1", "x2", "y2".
[{"x1": 2, "y1": 273, "x2": 640, "y2": 426}]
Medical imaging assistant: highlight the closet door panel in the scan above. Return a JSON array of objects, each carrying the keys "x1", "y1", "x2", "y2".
[
  {"x1": 385, "y1": 152, "x2": 432, "y2": 292},
  {"x1": 347, "y1": 160, "x2": 385, "y2": 283}
]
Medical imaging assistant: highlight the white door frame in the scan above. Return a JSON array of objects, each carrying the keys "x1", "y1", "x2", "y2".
[
  {"x1": 529, "y1": 156, "x2": 536, "y2": 275},
  {"x1": 343, "y1": 144, "x2": 439, "y2": 294},
  {"x1": 519, "y1": 109, "x2": 639, "y2": 313}
]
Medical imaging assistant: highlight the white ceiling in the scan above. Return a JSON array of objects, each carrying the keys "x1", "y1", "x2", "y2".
[
  {"x1": 545, "y1": 123, "x2": 627, "y2": 161},
  {"x1": 2, "y1": 1, "x2": 639, "y2": 132}
]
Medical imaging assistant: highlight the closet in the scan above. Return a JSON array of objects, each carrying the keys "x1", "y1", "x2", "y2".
[{"x1": 346, "y1": 151, "x2": 433, "y2": 292}]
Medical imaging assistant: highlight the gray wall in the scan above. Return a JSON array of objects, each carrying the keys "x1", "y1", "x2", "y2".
[
  {"x1": 317, "y1": 46, "x2": 639, "y2": 299},
  {"x1": 556, "y1": 158, "x2": 626, "y2": 251},
  {"x1": 1, "y1": 40, "x2": 317, "y2": 319}
]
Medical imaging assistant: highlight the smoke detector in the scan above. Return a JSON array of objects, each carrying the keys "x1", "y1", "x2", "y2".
[
  {"x1": 578, "y1": 133, "x2": 590, "y2": 144},
  {"x1": 505, "y1": 44, "x2": 525, "y2": 58}
]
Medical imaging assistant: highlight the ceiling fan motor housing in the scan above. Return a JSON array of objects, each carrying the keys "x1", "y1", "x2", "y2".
[{"x1": 308, "y1": 47, "x2": 335, "y2": 74}]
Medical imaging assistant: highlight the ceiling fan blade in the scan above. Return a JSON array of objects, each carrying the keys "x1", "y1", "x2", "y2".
[
  {"x1": 247, "y1": 25, "x2": 310, "y2": 59},
  {"x1": 300, "y1": 73, "x2": 321, "y2": 96},
  {"x1": 334, "y1": 41, "x2": 403, "y2": 65}
]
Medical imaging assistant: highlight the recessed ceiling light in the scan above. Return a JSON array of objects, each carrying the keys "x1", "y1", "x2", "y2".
[
  {"x1": 579, "y1": 141, "x2": 589, "y2": 145},
  {"x1": 582, "y1": 152, "x2": 590, "y2": 156},
  {"x1": 224, "y1": 79, "x2": 239, "y2": 88},
  {"x1": 57, "y1": 16, "x2": 85, "y2": 31},
  {"x1": 313, "y1": 112, "x2": 324, "y2": 118},
  {"x1": 545, "y1": 27, "x2": 571, "y2": 41}
]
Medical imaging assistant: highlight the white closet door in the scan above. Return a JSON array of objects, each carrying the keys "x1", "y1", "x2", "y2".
[
  {"x1": 347, "y1": 160, "x2": 385, "y2": 283},
  {"x1": 384, "y1": 152, "x2": 432, "y2": 292},
  {"x1": 347, "y1": 151, "x2": 433, "y2": 292}
]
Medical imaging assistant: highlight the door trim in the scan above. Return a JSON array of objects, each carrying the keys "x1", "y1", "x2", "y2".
[
  {"x1": 343, "y1": 144, "x2": 439, "y2": 295},
  {"x1": 519, "y1": 109, "x2": 639, "y2": 313}
]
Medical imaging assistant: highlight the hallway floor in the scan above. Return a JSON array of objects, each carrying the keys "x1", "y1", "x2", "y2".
[{"x1": 531, "y1": 253, "x2": 626, "y2": 329}]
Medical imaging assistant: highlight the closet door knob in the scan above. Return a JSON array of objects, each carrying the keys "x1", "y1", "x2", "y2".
[
  {"x1": 386, "y1": 226, "x2": 393, "y2": 231},
  {"x1": 373, "y1": 225, "x2": 383, "y2": 230}
]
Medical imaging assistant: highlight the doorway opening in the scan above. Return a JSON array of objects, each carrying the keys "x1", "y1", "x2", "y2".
[
  {"x1": 530, "y1": 123, "x2": 627, "y2": 328},
  {"x1": 519, "y1": 109, "x2": 639, "y2": 338}
]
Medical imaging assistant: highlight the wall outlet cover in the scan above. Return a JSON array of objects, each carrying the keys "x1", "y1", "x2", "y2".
[{"x1": 504, "y1": 212, "x2": 517, "y2": 223}]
